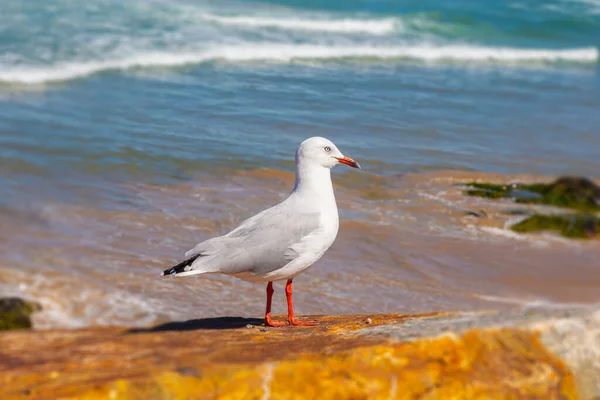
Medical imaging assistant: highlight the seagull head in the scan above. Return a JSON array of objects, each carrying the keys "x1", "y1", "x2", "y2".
[{"x1": 296, "y1": 137, "x2": 361, "y2": 170}]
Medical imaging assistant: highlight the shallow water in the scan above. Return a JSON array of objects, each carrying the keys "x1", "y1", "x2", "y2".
[
  {"x1": 1, "y1": 169, "x2": 599, "y2": 328},
  {"x1": 0, "y1": 0, "x2": 599, "y2": 327}
]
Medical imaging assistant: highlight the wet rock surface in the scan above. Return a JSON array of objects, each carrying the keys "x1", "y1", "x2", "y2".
[
  {"x1": 462, "y1": 176, "x2": 600, "y2": 238},
  {"x1": 463, "y1": 176, "x2": 600, "y2": 212},
  {"x1": 512, "y1": 213, "x2": 600, "y2": 238},
  {"x1": 0, "y1": 298, "x2": 41, "y2": 331},
  {"x1": 1, "y1": 307, "x2": 599, "y2": 399}
]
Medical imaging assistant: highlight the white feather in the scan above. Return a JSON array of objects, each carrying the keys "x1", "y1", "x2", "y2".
[{"x1": 166, "y1": 137, "x2": 353, "y2": 282}]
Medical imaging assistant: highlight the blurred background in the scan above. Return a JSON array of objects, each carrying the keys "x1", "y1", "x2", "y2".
[{"x1": 1, "y1": 0, "x2": 599, "y2": 328}]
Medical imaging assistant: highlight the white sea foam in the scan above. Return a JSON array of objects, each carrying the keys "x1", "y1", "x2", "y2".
[
  {"x1": 200, "y1": 14, "x2": 398, "y2": 35},
  {"x1": 1, "y1": 44, "x2": 597, "y2": 85},
  {"x1": 476, "y1": 294, "x2": 594, "y2": 309},
  {"x1": 567, "y1": 0, "x2": 600, "y2": 13},
  {"x1": 480, "y1": 226, "x2": 531, "y2": 241}
]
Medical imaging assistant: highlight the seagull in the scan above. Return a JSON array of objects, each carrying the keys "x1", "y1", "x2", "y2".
[{"x1": 162, "y1": 137, "x2": 361, "y2": 327}]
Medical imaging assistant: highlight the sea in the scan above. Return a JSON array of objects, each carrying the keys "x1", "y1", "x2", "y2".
[{"x1": 1, "y1": 0, "x2": 599, "y2": 328}]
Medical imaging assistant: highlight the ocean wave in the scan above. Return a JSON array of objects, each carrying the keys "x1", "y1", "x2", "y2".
[
  {"x1": 0, "y1": 53, "x2": 211, "y2": 85},
  {"x1": 1, "y1": 44, "x2": 597, "y2": 85},
  {"x1": 569, "y1": 0, "x2": 600, "y2": 14},
  {"x1": 200, "y1": 14, "x2": 398, "y2": 35}
]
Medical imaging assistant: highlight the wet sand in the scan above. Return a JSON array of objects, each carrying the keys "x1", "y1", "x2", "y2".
[{"x1": 1, "y1": 169, "x2": 599, "y2": 328}]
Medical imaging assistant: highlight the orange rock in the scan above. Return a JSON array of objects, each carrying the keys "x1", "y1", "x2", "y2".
[{"x1": 0, "y1": 313, "x2": 579, "y2": 399}]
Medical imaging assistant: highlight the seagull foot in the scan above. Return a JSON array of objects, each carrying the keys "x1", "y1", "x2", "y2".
[
  {"x1": 288, "y1": 318, "x2": 317, "y2": 326},
  {"x1": 264, "y1": 316, "x2": 287, "y2": 327}
]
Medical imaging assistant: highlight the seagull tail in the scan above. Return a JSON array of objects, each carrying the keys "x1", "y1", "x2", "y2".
[{"x1": 161, "y1": 254, "x2": 203, "y2": 277}]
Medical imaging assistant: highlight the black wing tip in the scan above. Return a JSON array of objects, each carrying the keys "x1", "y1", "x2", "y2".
[{"x1": 161, "y1": 254, "x2": 202, "y2": 277}]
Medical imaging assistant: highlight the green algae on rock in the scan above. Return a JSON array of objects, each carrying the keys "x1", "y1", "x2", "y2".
[
  {"x1": 463, "y1": 182, "x2": 513, "y2": 199},
  {"x1": 512, "y1": 214, "x2": 599, "y2": 239},
  {"x1": 463, "y1": 176, "x2": 600, "y2": 212},
  {"x1": 0, "y1": 298, "x2": 41, "y2": 331}
]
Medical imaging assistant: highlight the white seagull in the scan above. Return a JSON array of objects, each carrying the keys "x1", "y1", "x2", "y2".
[{"x1": 162, "y1": 137, "x2": 361, "y2": 327}]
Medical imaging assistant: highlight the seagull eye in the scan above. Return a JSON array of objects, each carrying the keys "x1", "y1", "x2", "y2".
[{"x1": 324, "y1": 146, "x2": 331, "y2": 152}]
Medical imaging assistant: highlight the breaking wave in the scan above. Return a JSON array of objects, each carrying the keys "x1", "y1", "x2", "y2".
[
  {"x1": 200, "y1": 14, "x2": 398, "y2": 35},
  {"x1": 1, "y1": 44, "x2": 597, "y2": 85}
]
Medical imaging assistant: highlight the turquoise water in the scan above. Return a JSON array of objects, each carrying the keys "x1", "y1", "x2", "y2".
[
  {"x1": 2, "y1": 0, "x2": 600, "y2": 192},
  {"x1": 1, "y1": 0, "x2": 600, "y2": 326}
]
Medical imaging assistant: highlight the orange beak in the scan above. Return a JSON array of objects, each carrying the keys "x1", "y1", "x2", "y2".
[{"x1": 335, "y1": 156, "x2": 361, "y2": 169}]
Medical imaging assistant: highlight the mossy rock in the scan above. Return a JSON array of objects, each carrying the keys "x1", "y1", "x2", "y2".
[
  {"x1": 511, "y1": 214, "x2": 599, "y2": 239},
  {"x1": 0, "y1": 298, "x2": 41, "y2": 330},
  {"x1": 464, "y1": 176, "x2": 600, "y2": 212}
]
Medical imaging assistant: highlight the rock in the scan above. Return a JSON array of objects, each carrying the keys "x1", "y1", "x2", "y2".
[
  {"x1": 530, "y1": 177, "x2": 600, "y2": 211},
  {"x1": 463, "y1": 209, "x2": 488, "y2": 218},
  {"x1": 511, "y1": 213, "x2": 600, "y2": 238},
  {"x1": 463, "y1": 176, "x2": 600, "y2": 212},
  {"x1": 0, "y1": 298, "x2": 41, "y2": 331},
  {"x1": 583, "y1": 217, "x2": 598, "y2": 238},
  {"x1": 463, "y1": 182, "x2": 511, "y2": 199},
  {"x1": 1, "y1": 308, "x2": 599, "y2": 399},
  {"x1": 461, "y1": 177, "x2": 600, "y2": 239},
  {"x1": 503, "y1": 208, "x2": 532, "y2": 215}
]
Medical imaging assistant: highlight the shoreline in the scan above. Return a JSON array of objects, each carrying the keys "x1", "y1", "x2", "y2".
[{"x1": 1, "y1": 169, "x2": 599, "y2": 330}]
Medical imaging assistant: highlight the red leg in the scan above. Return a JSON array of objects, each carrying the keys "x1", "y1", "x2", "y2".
[
  {"x1": 264, "y1": 282, "x2": 285, "y2": 327},
  {"x1": 285, "y1": 279, "x2": 317, "y2": 326}
]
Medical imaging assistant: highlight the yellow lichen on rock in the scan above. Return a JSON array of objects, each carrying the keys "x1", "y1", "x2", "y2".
[
  {"x1": 0, "y1": 313, "x2": 581, "y2": 400},
  {"x1": 265, "y1": 330, "x2": 576, "y2": 400},
  {"x1": 74, "y1": 329, "x2": 575, "y2": 400}
]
